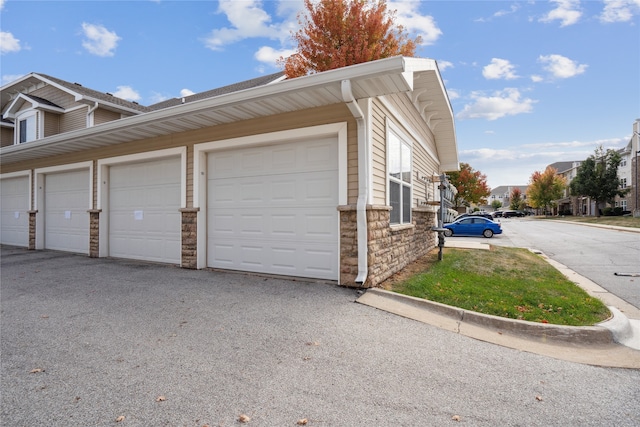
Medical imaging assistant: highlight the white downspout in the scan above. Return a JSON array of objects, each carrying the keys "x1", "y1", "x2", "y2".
[
  {"x1": 341, "y1": 79, "x2": 369, "y2": 285},
  {"x1": 87, "y1": 101, "x2": 99, "y2": 127}
]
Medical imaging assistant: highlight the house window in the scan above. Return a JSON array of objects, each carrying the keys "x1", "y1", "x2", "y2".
[
  {"x1": 621, "y1": 159, "x2": 627, "y2": 167},
  {"x1": 621, "y1": 178, "x2": 627, "y2": 189},
  {"x1": 388, "y1": 126, "x2": 412, "y2": 225},
  {"x1": 17, "y1": 112, "x2": 36, "y2": 144},
  {"x1": 621, "y1": 200, "x2": 627, "y2": 209}
]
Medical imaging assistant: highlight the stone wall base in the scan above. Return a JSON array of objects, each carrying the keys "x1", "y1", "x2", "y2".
[{"x1": 339, "y1": 205, "x2": 437, "y2": 288}]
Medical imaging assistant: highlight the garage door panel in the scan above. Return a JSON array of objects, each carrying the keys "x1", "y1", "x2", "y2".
[
  {"x1": 209, "y1": 237, "x2": 337, "y2": 279},
  {"x1": 210, "y1": 172, "x2": 337, "y2": 208},
  {"x1": 209, "y1": 137, "x2": 337, "y2": 180},
  {"x1": 207, "y1": 137, "x2": 339, "y2": 280},
  {"x1": 0, "y1": 176, "x2": 29, "y2": 247},
  {"x1": 109, "y1": 158, "x2": 180, "y2": 264},
  {"x1": 44, "y1": 170, "x2": 90, "y2": 253}
]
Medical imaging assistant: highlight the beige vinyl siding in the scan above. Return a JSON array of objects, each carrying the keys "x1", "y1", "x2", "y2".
[
  {"x1": 60, "y1": 108, "x2": 87, "y2": 133},
  {"x1": 1, "y1": 127, "x2": 14, "y2": 147},
  {"x1": 371, "y1": 100, "x2": 387, "y2": 205},
  {"x1": 32, "y1": 85, "x2": 77, "y2": 109},
  {"x1": 43, "y1": 111, "x2": 60, "y2": 137},
  {"x1": 2, "y1": 104, "x2": 357, "y2": 209},
  {"x1": 371, "y1": 96, "x2": 440, "y2": 207},
  {"x1": 94, "y1": 108, "x2": 121, "y2": 125}
]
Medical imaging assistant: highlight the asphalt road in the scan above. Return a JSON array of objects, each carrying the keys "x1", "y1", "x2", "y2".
[
  {"x1": 488, "y1": 218, "x2": 640, "y2": 310},
  {"x1": 1, "y1": 245, "x2": 640, "y2": 426}
]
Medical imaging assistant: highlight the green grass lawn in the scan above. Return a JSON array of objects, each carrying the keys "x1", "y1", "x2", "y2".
[
  {"x1": 388, "y1": 247, "x2": 611, "y2": 326},
  {"x1": 539, "y1": 215, "x2": 640, "y2": 229}
]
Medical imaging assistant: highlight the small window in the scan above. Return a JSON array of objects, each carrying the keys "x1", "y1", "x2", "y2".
[
  {"x1": 387, "y1": 125, "x2": 412, "y2": 225},
  {"x1": 17, "y1": 113, "x2": 36, "y2": 144}
]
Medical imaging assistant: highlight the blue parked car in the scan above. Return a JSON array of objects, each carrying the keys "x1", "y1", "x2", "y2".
[{"x1": 443, "y1": 217, "x2": 502, "y2": 238}]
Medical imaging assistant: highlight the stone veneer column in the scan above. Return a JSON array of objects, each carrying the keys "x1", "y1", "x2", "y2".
[
  {"x1": 87, "y1": 210, "x2": 101, "y2": 258},
  {"x1": 27, "y1": 210, "x2": 38, "y2": 250},
  {"x1": 180, "y1": 208, "x2": 199, "y2": 269},
  {"x1": 338, "y1": 205, "x2": 438, "y2": 288}
]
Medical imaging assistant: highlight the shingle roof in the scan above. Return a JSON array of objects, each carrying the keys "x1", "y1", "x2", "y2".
[
  {"x1": 22, "y1": 94, "x2": 63, "y2": 109},
  {"x1": 547, "y1": 161, "x2": 578, "y2": 173},
  {"x1": 147, "y1": 71, "x2": 285, "y2": 111},
  {"x1": 35, "y1": 73, "x2": 152, "y2": 113}
]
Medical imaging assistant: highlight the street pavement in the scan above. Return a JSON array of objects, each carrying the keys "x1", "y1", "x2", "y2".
[
  {"x1": 1, "y1": 246, "x2": 640, "y2": 426},
  {"x1": 488, "y1": 218, "x2": 640, "y2": 310}
]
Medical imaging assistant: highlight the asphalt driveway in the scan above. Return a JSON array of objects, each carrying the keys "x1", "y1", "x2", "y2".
[{"x1": 2, "y1": 246, "x2": 639, "y2": 426}]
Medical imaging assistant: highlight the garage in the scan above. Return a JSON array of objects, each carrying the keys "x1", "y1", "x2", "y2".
[
  {"x1": 206, "y1": 136, "x2": 339, "y2": 280},
  {"x1": 107, "y1": 157, "x2": 181, "y2": 264},
  {"x1": 40, "y1": 169, "x2": 90, "y2": 254},
  {"x1": 0, "y1": 174, "x2": 30, "y2": 247}
]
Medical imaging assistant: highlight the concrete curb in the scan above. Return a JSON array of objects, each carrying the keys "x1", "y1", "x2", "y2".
[
  {"x1": 358, "y1": 288, "x2": 616, "y2": 345},
  {"x1": 357, "y1": 289, "x2": 640, "y2": 368}
]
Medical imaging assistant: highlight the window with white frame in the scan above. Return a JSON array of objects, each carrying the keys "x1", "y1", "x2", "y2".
[
  {"x1": 621, "y1": 178, "x2": 628, "y2": 188},
  {"x1": 387, "y1": 124, "x2": 412, "y2": 225},
  {"x1": 16, "y1": 111, "x2": 37, "y2": 144}
]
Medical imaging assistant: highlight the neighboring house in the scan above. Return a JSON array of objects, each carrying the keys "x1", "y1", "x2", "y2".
[
  {"x1": 0, "y1": 56, "x2": 459, "y2": 288},
  {"x1": 484, "y1": 185, "x2": 528, "y2": 211}
]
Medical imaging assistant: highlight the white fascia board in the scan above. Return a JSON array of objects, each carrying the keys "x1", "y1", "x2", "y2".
[{"x1": 1, "y1": 57, "x2": 427, "y2": 163}]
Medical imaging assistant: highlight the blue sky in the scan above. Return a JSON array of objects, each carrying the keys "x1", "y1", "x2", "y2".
[{"x1": 1, "y1": 0, "x2": 639, "y2": 188}]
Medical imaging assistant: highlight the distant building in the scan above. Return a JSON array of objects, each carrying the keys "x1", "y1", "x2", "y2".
[
  {"x1": 549, "y1": 161, "x2": 583, "y2": 215},
  {"x1": 483, "y1": 185, "x2": 529, "y2": 212}
]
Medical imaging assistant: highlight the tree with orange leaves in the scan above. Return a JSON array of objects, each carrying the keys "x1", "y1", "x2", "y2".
[
  {"x1": 447, "y1": 163, "x2": 491, "y2": 209},
  {"x1": 526, "y1": 167, "x2": 566, "y2": 214},
  {"x1": 280, "y1": 0, "x2": 421, "y2": 78}
]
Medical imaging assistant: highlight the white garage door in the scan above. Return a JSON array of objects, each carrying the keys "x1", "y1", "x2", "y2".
[
  {"x1": 108, "y1": 157, "x2": 181, "y2": 264},
  {"x1": 44, "y1": 169, "x2": 90, "y2": 254},
  {"x1": 0, "y1": 176, "x2": 29, "y2": 247},
  {"x1": 207, "y1": 137, "x2": 339, "y2": 280}
]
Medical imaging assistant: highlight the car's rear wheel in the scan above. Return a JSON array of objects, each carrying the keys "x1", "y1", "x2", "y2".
[
  {"x1": 483, "y1": 229, "x2": 493, "y2": 238},
  {"x1": 444, "y1": 229, "x2": 453, "y2": 237}
]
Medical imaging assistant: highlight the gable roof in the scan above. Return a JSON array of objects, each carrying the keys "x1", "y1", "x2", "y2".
[
  {"x1": 490, "y1": 185, "x2": 529, "y2": 196},
  {"x1": 1, "y1": 56, "x2": 458, "y2": 169},
  {"x1": 1, "y1": 73, "x2": 151, "y2": 114},
  {"x1": 3, "y1": 93, "x2": 65, "y2": 119}
]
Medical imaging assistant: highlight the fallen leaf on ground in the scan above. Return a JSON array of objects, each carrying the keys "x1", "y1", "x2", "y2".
[
  {"x1": 156, "y1": 395, "x2": 166, "y2": 402},
  {"x1": 297, "y1": 418, "x2": 308, "y2": 425},
  {"x1": 452, "y1": 415, "x2": 461, "y2": 421},
  {"x1": 238, "y1": 414, "x2": 251, "y2": 423},
  {"x1": 536, "y1": 395, "x2": 543, "y2": 401},
  {"x1": 30, "y1": 368, "x2": 44, "y2": 374},
  {"x1": 305, "y1": 341, "x2": 320, "y2": 346},
  {"x1": 115, "y1": 415, "x2": 125, "y2": 422}
]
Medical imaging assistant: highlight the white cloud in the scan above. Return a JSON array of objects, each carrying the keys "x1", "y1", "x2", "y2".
[
  {"x1": 446, "y1": 89, "x2": 460, "y2": 100},
  {"x1": 2, "y1": 74, "x2": 24, "y2": 85},
  {"x1": 81, "y1": 23, "x2": 121, "y2": 57},
  {"x1": 539, "y1": 0, "x2": 582, "y2": 27},
  {"x1": 530, "y1": 74, "x2": 544, "y2": 83},
  {"x1": 457, "y1": 88, "x2": 536, "y2": 121},
  {"x1": 180, "y1": 88, "x2": 195, "y2": 97},
  {"x1": 437, "y1": 60, "x2": 454, "y2": 71},
  {"x1": 112, "y1": 85, "x2": 140, "y2": 102},
  {"x1": 474, "y1": 3, "x2": 521, "y2": 22},
  {"x1": 538, "y1": 54, "x2": 587, "y2": 78},
  {"x1": 1, "y1": 31, "x2": 21, "y2": 54},
  {"x1": 600, "y1": 0, "x2": 640, "y2": 23},
  {"x1": 388, "y1": 1, "x2": 442, "y2": 45},
  {"x1": 0, "y1": 0, "x2": 5, "y2": 10},
  {"x1": 482, "y1": 58, "x2": 518, "y2": 80},
  {"x1": 255, "y1": 45, "x2": 296, "y2": 65},
  {"x1": 203, "y1": 0, "x2": 286, "y2": 51}
]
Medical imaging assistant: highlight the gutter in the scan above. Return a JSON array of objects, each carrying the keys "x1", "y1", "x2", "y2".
[{"x1": 341, "y1": 79, "x2": 369, "y2": 285}]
